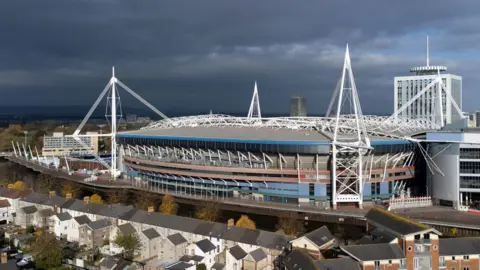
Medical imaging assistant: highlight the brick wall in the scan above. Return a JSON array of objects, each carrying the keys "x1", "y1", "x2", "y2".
[
  {"x1": 430, "y1": 238, "x2": 439, "y2": 270},
  {"x1": 445, "y1": 258, "x2": 480, "y2": 270},
  {"x1": 405, "y1": 239, "x2": 415, "y2": 270}
]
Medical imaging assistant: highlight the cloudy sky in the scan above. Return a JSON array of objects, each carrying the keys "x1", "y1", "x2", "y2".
[{"x1": 1, "y1": 1, "x2": 479, "y2": 116}]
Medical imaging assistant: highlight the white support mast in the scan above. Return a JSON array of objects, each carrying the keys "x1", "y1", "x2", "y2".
[
  {"x1": 111, "y1": 67, "x2": 117, "y2": 178},
  {"x1": 247, "y1": 81, "x2": 262, "y2": 119},
  {"x1": 326, "y1": 44, "x2": 371, "y2": 209}
]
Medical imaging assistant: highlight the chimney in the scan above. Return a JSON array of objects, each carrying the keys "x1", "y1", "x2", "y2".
[
  {"x1": 84, "y1": 196, "x2": 90, "y2": 204},
  {"x1": 1, "y1": 252, "x2": 7, "y2": 264},
  {"x1": 227, "y1": 218, "x2": 234, "y2": 229},
  {"x1": 147, "y1": 206, "x2": 154, "y2": 215},
  {"x1": 66, "y1": 193, "x2": 72, "y2": 200},
  {"x1": 49, "y1": 191, "x2": 56, "y2": 198},
  {"x1": 7, "y1": 184, "x2": 13, "y2": 189}
]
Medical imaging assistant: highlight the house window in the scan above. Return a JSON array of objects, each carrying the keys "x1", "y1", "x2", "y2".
[
  {"x1": 464, "y1": 255, "x2": 469, "y2": 260},
  {"x1": 374, "y1": 261, "x2": 380, "y2": 269},
  {"x1": 304, "y1": 244, "x2": 307, "y2": 248},
  {"x1": 464, "y1": 267, "x2": 469, "y2": 270}
]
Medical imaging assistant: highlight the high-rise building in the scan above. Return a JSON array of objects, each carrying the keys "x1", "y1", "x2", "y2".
[
  {"x1": 475, "y1": 110, "x2": 480, "y2": 128},
  {"x1": 290, "y1": 96, "x2": 307, "y2": 117},
  {"x1": 42, "y1": 132, "x2": 99, "y2": 156},
  {"x1": 393, "y1": 37, "x2": 462, "y2": 127}
]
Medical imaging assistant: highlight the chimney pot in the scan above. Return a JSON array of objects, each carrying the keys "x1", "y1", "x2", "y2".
[{"x1": 1, "y1": 252, "x2": 7, "y2": 264}]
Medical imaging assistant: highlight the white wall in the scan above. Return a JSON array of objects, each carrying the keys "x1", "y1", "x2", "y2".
[
  {"x1": 53, "y1": 216, "x2": 69, "y2": 238},
  {"x1": 430, "y1": 143, "x2": 460, "y2": 205}
]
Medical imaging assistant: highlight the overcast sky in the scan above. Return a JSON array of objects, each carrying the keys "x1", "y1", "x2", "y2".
[{"x1": 1, "y1": 1, "x2": 479, "y2": 115}]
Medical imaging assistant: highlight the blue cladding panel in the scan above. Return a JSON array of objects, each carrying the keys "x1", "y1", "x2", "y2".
[
  {"x1": 298, "y1": 183, "x2": 309, "y2": 196},
  {"x1": 380, "y1": 182, "x2": 388, "y2": 194},
  {"x1": 315, "y1": 184, "x2": 327, "y2": 197},
  {"x1": 258, "y1": 182, "x2": 300, "y2": 196},
  {"x1": 363, "y1": 183, "x2": 371, "y2": 196},
  {"x1": 426, "y1": 132, "x2": 464, "y2": 142}
]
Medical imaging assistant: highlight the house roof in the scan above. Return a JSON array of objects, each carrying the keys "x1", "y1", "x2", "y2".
[
  {"x1": 73, "y1": 215, "x2": 91, "y2": 225},
  {"x1": 167, "y1": 233, "x2": 187, "y2": 246},
  {"x1": 0, "y1": 187, "x2": 32, "y2": 199},
  {"x1": 283, "y1": 249, "x2": 318, "y2": 270},
  {"x1": 211, "y1": 263, "x2": 225, "y2": 270},
  {"x1": 196, "y1": 238, "x2": 216, "y2": 253},
  {"x1": 117, "y1": 223, "x2": 136, "y2": 235},
  {"x1": 341, "y1": 243, "x2": 405, "y2": 262},
  {"x1": 315, "y1": 258, "x2": 360, "y2": 270},
  {"x1": 38, "y1": 208, "x2": 55, "y2": 218},
  {"x1": 301, "y1": 225, "x2": 334, "y2": 248},
  {"x1": 0, "y1": 199, "x2": 11, "y2": 208},
  {"x1": 142, "y1": 228, "x2": 160, "y2": 240},
  {"x1": 370, "y1": 227, "x2": 397, "y2": 243},
  {"x1": 56, "y1": 212, "x2": 72, "y2": 221},
  {"x1": 21, "y1": 205, "x2": 37, "y2": 214},
  {"x1": 166, "y1": 261, "x2": 194, "y2": 270},
  {"x1": 365, "y1": 207, "x2": 434, "y2": 237},
  {"x1": 248, "y1": 248, "x2": 267, "y2": 262},
  {"x1": 179, "y1": 255, "x2": 203, "y2": 262},
  {"x1": 86, "y1": 219, "x2": 112, "y2": 230},
  {"x1": 229, "y1": 245, "x2": 247, "y2": 260},
  {"x1": 439, "y1": 237, "x2": 480, "y2": 256}
]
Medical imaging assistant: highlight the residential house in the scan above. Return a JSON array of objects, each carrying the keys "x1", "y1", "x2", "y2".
[
  {"x1": 35, "y1": 208, "x2": 55, "y2": 228},
  {"x1": 315, "y1": 257, "x2": 360, "y2": 270},
  {"x1": 15, "y1": 205, "x2": 37, "y2": 228},
  {"x1": 0, "y1": 199, "x2": 11, "y2": 223},
  {"x1": 19, "y1": 192, "x2": 66, "y2": 215},
  {"x1": 79, "y1": 219, "x2": 112, "y2": 249},
  {"x1": 0, "y1": 187, "x2": 32, "y2": 223},
  {"x1": 98, "y1": 255, "x2": 143, "y2": 270},
  {"x1": 438, "y1": 237, "x2": 480, "y2": 269},
  {"x1": 341, "y1": 243, "x2": 406, "y2": 270},
  {"x1": 68, "y1": 215, "x2": 91, "y2": 242},
  {"x1": 160, "y1": 233, "x2": 189, "y2": 261},
  {"x1": 109, "y1": 223, "x2": 138, "y2": 256},
  {"x1": 52, "y1": 212, "x2": 72, "y2": 238},
  {"x1": 227, "y1": 245, "x2": 247, "y2": 270},
  {"x1": 140, "y1": 228, "x2": 161, "y2": 260},
  {"x1": 290, "y1": 225, "x2": 335, "y2": 259},
  {"x1": 283, "y1": 249, "x2": 360, "y2": 270},
  {"x1": 194, "y1": 238, "x2": 217, "y2": 268},
  {"x1": 145, "y1": 259, "x2": 196, "y2": 270}
]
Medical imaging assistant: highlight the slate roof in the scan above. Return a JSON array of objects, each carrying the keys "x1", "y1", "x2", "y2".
[
  {"x1": 73, "y1": 215, "x2": 91, "y2": 225},
  {"x1": 143, "y1": 228, "x2": 160, "y2": 240},
  {"x1": 86, "y1": 219, "x2": 112, "y2": 230},
  {"x1": 211, "y1": 263, "x2": 225, "y2": 270},
  {"x1": 229, "y1": 245, "x2": 247, "y2": 260},
  {"x1": 0, "y1": 199, "x2": 11, "y2": 208},
  {"x1": 21, "y1": 205, "x2": 37, "y2": 214},
  {"x1": 179, "y1": 255, "x2": 204, "y2": 262},
  {"x1": 38, "y1": 208, "x2": 55, "y2": 217},
  {"x1": 117, "y1": 223, "x2": 136, "y2": 235},
  {"x1": 166, "y1": 261, "x2": 194, "y2": 270},
  {"x1": 341, "y1": 243, "x2": 405, "y2": 261},
  {"x1": 56, "y1": 212, "x2": 72, "y2": 221},
  {"x1": 0, "y1": 187, "x2": 32, "y2": 199},
  {"x1": 283, "y1": 249, "x2": 318, "y2": 270},
  {"x1": 439, "y1": 237, "x2": 480, "y2": 256},
  {"x1": 196, "y1": 238, "x2": 216, "y2": 253},
  {"x1": 315, "y1": 258, "x2": 360, "y2": 270},
  {"x1": 301, "y1": 225, "x2": 334, "y2": 248},
  {"x1": 370, "y1": 227, "x2": 397, "y2": 243},
  {"x1": 365, "y1": 207, "x2": 432, "y2": 237},
  {"x1": 167, "y1": 233, "x2": 187, "y2": 246},
  {"x1": 248, "y1": 248, "x2": 267, "y2": 262}
]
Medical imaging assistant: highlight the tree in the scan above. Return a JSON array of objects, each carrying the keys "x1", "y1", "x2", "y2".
[
  {"x1": 277, "y1": 212, "x2": 305, "y2": 237},
  {"x1": 196, "y1": 202, "x2": 220, "y2": 222},
  {"x1": 26, "y1": 225, "x2": 36, "y2": 234},
  {"x1": 90, "y1": 194, "x2": 104, "y2": 204},
  {"x1": 12, "y1": 180, "x2": 25, "y2": 190},
  {"x1": 158, "y1": 194, "x2": 178, "y2": 215},
  {"x1": 30, "y1": 231, "x2": 62, "y2": 269},
  {"x1": 196, "y1": 263, "x2": 207, "y2": 270},
  {"x1": 61, "y1": 182, "x2": 80, "y2": 198},
  {"x1": 38, "y1": 174, "x2": 59, "y2": 194},
  {"x1": 106, "y1": 189, "x2": 129, "y2": 204},
  {"x1": 114, "y1": 232, "x2": 141, "y2": 260},
  {"x1": 235, "y1": 215, "x2": 256, "y2": 229},
  {"x1": 134, "y1": 192, "x2": 157, "y2": 210}
]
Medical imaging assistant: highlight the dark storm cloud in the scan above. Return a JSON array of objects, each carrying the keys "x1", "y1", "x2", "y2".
[{"x1": 1, "y1": 0, "x2": 480, "y2": 115}]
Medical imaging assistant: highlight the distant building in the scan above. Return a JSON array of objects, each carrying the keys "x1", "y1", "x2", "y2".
[
  {"x1": 290, "y1": 97, "x2": 307, "y2": 117},
  {"x1": 126, "y1": 114, "x2": 137, "y2": 123},
  {"x1": 42, "y1": 132, "x2": 99, "y2": 157},
  {"x1": 476, "y1": 110, "x2": 480, "y2": 128},
  {"x1": 136, "y1": 116, "x2": 151, "y2": 123}
]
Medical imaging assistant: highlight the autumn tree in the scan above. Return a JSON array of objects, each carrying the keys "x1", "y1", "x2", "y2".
[
  {"x1": 235, "y1": 215, "x2": 256, "y2": 229},
  {"x1": 61, "y1": 182, "x2": 81, "y2": 198},
  {"x1": 114, "y1": 232, "x2": 142, "y2": 260},
  {"x1": 196, "y1": 264, "x2": 207, "y2": 270},
  {"x1": 196, "y1": 202, "x2": 220, "y2": 222},
  {"x1": 12, "y1": 180, "x2": 25, "y2": 190},
  {"x1": 31, "y1": 231, "x2": 63, "y2": 269},
  {"x1": 38, "y1": 174, "x2": 59, "y2": 194},
  {"x1": 277, "y1": 211, "x2": 305, "y2": 237},
  {"x1": 90, "y1": 194, "x2": 104, "y2": 204},
  {"x1": 106, "y1": 189, "x2": 129, "y2": 204},
  {"x1": 134, "y1": 192, "x2": 157, "y2": 210},
  {"x1": 158, "y1": 194, "x2": 178, "y2": 215}
]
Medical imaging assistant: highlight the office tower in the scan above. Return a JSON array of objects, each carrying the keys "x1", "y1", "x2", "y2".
[
  {"x1": 290, "y1": 97, "x2": 307, "y2": 117},
  {"x1": 393, "y1": 37, "x2": 462, "y2": 127}
]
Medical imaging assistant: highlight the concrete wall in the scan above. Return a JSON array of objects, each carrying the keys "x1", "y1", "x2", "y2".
[{"x1": 430, "y1": 143, "x2": 460, "y2": 206}]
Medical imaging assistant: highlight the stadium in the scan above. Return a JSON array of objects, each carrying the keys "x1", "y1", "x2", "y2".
[{"x1": 113, "y1": 46, "x2": 439, "y2": 208}]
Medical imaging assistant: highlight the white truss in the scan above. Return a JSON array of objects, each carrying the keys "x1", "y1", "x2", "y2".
[{"x1": 247, "y1": 81, "x2": 262, "y2": 119}]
